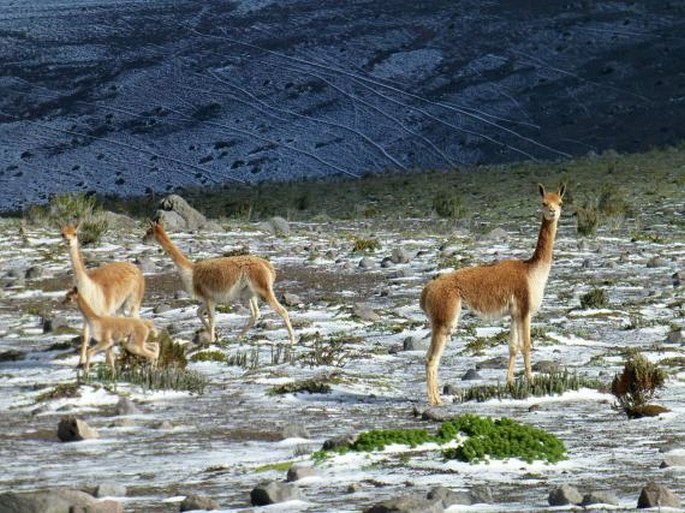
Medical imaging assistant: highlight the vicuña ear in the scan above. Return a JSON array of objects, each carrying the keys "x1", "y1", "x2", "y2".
[
  {"x1": 558, "y1": 183, "x2": 567, "y2": 198},
  {"x1": 538, "y1": 183, "x2": 546, "y2": 197}
]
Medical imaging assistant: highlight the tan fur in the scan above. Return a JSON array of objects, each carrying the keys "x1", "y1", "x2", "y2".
[
  {"x1": 60, "y1": 224, "x2": 146, "y2": 366},
  {"x1": 421, "y1": 183, "x2": 566, "y2": 405},
  {"x1": 143, "y1": 220, "x2": 295, "y2": 344},
  {"x1": 64, "y1": 288, "x2": 159, "y2": 373}
]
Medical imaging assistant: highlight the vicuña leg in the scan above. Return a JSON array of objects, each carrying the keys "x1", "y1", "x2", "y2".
[
  {"x1": 506, "y1": 318, "x2": 520, "y2": 384},
  {"x1": 507, "y1": 313, "x2": 534, "y2": 384},
  {"x1": 85, "y1": 336, "x2": 115, "y2": 373},
  {"x1": 425, "y1": 298, "x2": 460, "y2": 406},
  {"x1": 238, "y1": 296, "x2": 260, "y2": 339},
  {"x1": 79, "y1": 324, "x2": 90, "y2": 366},
  {"x1": 520, "y1": 313, "x2": 533, "y2": 382},
  {"x1": 124, "y1": 328, "x2": 158, "y2": 367},
  {"x1": 263, "y1": 291, "x2": 295, "y2": 344}
]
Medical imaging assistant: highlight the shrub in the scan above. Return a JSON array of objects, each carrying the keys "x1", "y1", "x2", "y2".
[
  {"x1": 36, "y1": 382, "x2": 81, "y2": 402},
  {"x1": 612, "y1": 351, "x2": 668, "y2": 418},
  {"x1": 268, "y1": 377, "x2": 332, "y2": 396},
  {"x1": 598, "y1": 185, "x2": 630, "y2": 217},
  {"x1": 579, "y1": 287, "x2": 608, "y2": 309},
  {"x1": 320, "y1": 414, "x2": 566, "y2": 464},
  {"x1": 352, "y1": 237, "x2": 381, "y2": 253},
  {"x1": 433, "y1": 191, "x2": 468, "y2": 219},
  {"x1": 190, "y1": 350, "x2": 227, "y2": 363},
  {"x1": 576, "y1": 202, "x2": 599, "y2": 236}
]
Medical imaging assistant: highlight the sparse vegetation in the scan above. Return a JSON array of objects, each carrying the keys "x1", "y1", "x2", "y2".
[
  {"x1": 352, "y1": 237, "x2": 381, "y2": 253},
  {"x1": 612, "y1": 351, "x2": 668, "y2": 418},
  {"x1": 580, "y1": 287, "x2": 609, "y2": 309},
  {"x1": 433, "y1": 190, "x2": 468, "y2": 219},
  {"x1": 36, "y1": 382, "x2": 81, "y2": 402},
  {"x1": 190, "y1": 350, "x2": 227, "y2": 363},
  {"x1": 268, "y1": 376, "x2": 334, "y2": 395}
]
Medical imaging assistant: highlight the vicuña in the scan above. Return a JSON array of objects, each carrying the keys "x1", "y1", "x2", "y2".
[
  {"x1": 420, "y1": 183, "x2": 566, "y2": 405},
  {"x1": 60, "y1": 224, "x2": 145, "y2": 367},
  {"x1": 143, "y1": 220, "x2": 295, "y2": 344},
  {"x1": 64, "y1": 287, "x2": 159, "y2": 372}
]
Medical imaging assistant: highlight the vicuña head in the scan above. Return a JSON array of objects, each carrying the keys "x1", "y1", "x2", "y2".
[
  {"x1": 143, "y1": 219, "x2": 296, "y2": 344},
  {"x1": 420, "y1": 183, "x2": 566, "y2": 405}
]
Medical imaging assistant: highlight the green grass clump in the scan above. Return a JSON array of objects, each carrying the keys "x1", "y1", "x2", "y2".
[
  {"x1": 36, "y1": 382, "x2": 81, "y2": 402},
  {"x1": 433, "y1": 191, "x2": 468, "y2": 219},
  {"x1": 352, "y1": 237, "x2": 381, "y2": 253},
  {"x1": 454, "y1": 371, "x2": 605, "y2": 402},
  {"x1": 579, "y1": 287, "x2": 609, "y2": 309},
  {"x1": 440, "y1": 414, "x2": 566, "y2": 464},
  {"x1": 612, "y1": 351, "x2": 668, "y2": 418},
  {"x1": 268, "y1": 377, "x2": 332, "y2": 395},
  {"x1": 576, "y1": 202, "x2": 600, "y2": 236},
  {"x1": 95, "y1": 365, "x2": 207, "y2": 394},
  {"x1": 190, "y1": 350, "x2": 227, "y2": 363},
  {"x1": 319, "y1": 414, "x2": 566, "y2": 465}
]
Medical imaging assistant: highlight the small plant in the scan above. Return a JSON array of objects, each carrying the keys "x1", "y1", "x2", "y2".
[
  {"x1": 268, "y1": 375, "x2": 336, "y2": 395},
  {"x1": 579, "y1": 287, "x2": 608, "y2": 309},
  {"x1": 36, "y1": 382, "x2": 81, "y2": 402},
  {"x1": 598, "y1": 185, "x2": 630, "y2": 217},
  {"x1": 612, "y1": 351, "x2": 668, "y2": 418},
  {"x1": 352, "y1": 237, "x2": 381, "y2": 253},
  {"x1": 433, "y1": 191, "x2": 468, "y2": 219},
  {"x1": 298, "y1": 332, "x2": 358, "y2": 367},
  {"x1": 576, "y1": 202, "x2": 599, "y2": 236},
  {"x1": 95, "y1": 365, "x2": 207, "y2": 394},
  {"x1": 190, "y1": 350, "x2": 227, "y2": 363},
  {"x1": 318, "y1": 414, "x2": 566, "y2": 465}
]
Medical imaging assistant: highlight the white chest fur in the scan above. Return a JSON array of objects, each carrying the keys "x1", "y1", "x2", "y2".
[{"x1": 527, "y1": 264, "x2": 551, "y2": 314}]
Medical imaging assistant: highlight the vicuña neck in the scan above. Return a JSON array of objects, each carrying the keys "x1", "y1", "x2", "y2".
[
  {"x1": 155, "y1": 228, "x2": 194, "y2": 271},
  {"x1": 67, "y1": 240, "x2": 92, "y2": 287},
  {"x1": 75, "y1": 294, "x2": 101, "y2": 321},
  {"x1": 529, "y1": 217, "x2": 558, "y2": 266}
]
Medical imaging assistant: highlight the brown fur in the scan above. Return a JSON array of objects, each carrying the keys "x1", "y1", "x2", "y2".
[
  {"x1": 421, "y1": 183, "x2": 566, "y2": 405},
  {"x1": 60, "y1": 224, "x2": 146, "y2": 366},
  {"x1": 143, "y1": 220, "x2": 295, "y2": 344},
  {"x1": 64, "y1": 288, "x2": 159, "y2": 373}
]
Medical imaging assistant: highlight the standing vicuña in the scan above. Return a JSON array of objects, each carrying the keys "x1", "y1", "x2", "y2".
[
  {"x1": 420, "y1": 183, "x2": 566, "y2": 405},
  {"x1": 60, "y1": 224, "x2": 145, "y2": 367},
  {"x1": 64, "y1": 287, "x2": 159, "y2": 372},
  {"x1": 143, "y1": 220, "x2": 295, "y2": 344}
]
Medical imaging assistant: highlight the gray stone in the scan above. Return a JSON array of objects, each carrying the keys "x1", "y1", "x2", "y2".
[
  {"x1": 57, "y1": 416, "x2": 98, "y2": 442},
  {"x1": 25, "y1": 265, "x2": 44, "y2": 279},
  {"x1": 390, "y1": 248, "x2": 411, "y2": 264},
  {"x1": 461, "y1": 368, "x2": 481, "y2": 380},
  {"x1": 421, "y1": 408, "x2": 450, "y2": 422},
  {"x1": 268, "y1": 216, "x2": 291, "y2": 236},
  {"x1": 480, "y1": 227, "x2": 508, "y2": 241},
  {"x1": 358, "y1": 256, "x2": 375, "y2": 269},
  {"x1": 0, "y1": 488, "x2": 121, "y2": 513},
  {"x1": 280, "y1": 423, "x2": 311, "y2": 440},
  {"x1": 581, "y1": 490, "x2": 620, "y2": 506},
  {"x1": 101, "y1": 211, "x2": 138, "y2": 230},
  {"x1": 42, "y1": 314, "x2": 70, "y2": 334},
  {"x1": 476, "y1": 356, "x2": 508, "y2": 370},
  {"x1": 156, "y1": 209, "x2": 187, "y2": 232},
  {"x1": 323, "y1": 434, "x2": 357, "y2": 451},
  {"x1": 637, "y1": 482, "x2": 681, "y2": 509},
  {"x1": 380, "y1": 257, "x2": 394, "y2": 268},
  {"x1": 134, "y1": 257, "x2": 157, "y2": 274},
  {"x1": 115, "y1": 397, "x2": 140, "y2": 416},
  {"x1": 403, "y1": 336, "x2": 430, "y2": 351},
  {"x1": 646, "y1": 256, "x2": 666, "y2": 268},
  {"x1": 94, "y1": 482, "x2": 127, "y2": 498},
  {"x1": 250, "y1": 481, "x2": 301, "y2": 506},
  {"x1": 427, "y1": 486, "x2": 472, "y2": 507},
  {"x1": 157, "y1": 194, "x2": 208, "y2": 231},
  {"x1": 354, "y1": 303, "x2": 380, "y2": 322},
  {"x1": 179, "y1": 493, "x2": 219, "y2": 511},
  {"x1": 364, "y1": 495, "x2": 444, "y2": 513},
  {"x1": 666, "y1": 329, "x2": 683, "y2": 344},
  {"x1": 286, "y1": 463, "x2": 316, "y2": 482},
  {"x1": 532, "y1": 360, "x2": 562, "y2": 374},
  {"x1": 659, "y1": 454, "x2": 685, "y2": 468},
  {"x1": 281, "y1": 292, "x2": 303, "y2": 307},
  {"x1": 548, "y1": 484, "x2": 583, "y2": 506}
]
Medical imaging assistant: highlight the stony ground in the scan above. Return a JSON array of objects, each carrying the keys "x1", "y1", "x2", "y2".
[{"x1": 0, "y1": 190, "x2": 683, "y2": 511}]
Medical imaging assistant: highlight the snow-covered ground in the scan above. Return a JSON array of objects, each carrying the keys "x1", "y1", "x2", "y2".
[{"x1": 0, "y1": 208, "x2": 683, "y2": 511}]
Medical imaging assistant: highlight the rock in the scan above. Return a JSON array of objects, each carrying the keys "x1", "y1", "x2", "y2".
[
  {"x1": 250, "y1": 481, "x2": 301, "y2": 506},
  {"x1": 25, "y1": 265, "x2": 43, "y2": 279},
  {"x1": 403, "y1": 336, "x2": 430, "y2": 351},
  {"x1": 353, "y1": 303, "x2": 380, "y2": 322},
  {"x1": 115, "y1": 397, "x2": 140, "y2": 416},
  {"x1": 134, "y1": 257, "x2": 157, "y2": 274},
  {"x1": 286, "y1": 463, "x2": 316, "y2": 482},
  {"x1": 42, "y1": 314, "x2": 70, "y2": 334},
  {"x1": 347, "y1": 483, "x2": 363, "y2": 494},
  {"x1": 421, "y1": 408, "x2": 450, "y2": 422},
  {"x1": 390, "y1": 248, "x2": 411, "y2": 264},
  {"x1": 479, "y1": 227, "x2": 508, "y2": 242},
  {"x1": 0, "y1": 488, "x2": 121, "y2": 513},
  {"x1": 153, "y1": 420, "x2": 174, "y2": 430},
  {"x1": 380, "y1": 257, "x2": 394, "y2": 268},
  {"x1": 364, "y1": 495, "x2": 444, "y2": 513},
  {"x1": 646, "y1": 256, "x2": 666, "y2": 268},
  {"x1": 156, "y1": 209, "x2": 187, "y2": 232},
  {"x1": 179, "y1": 493, "x2": 219, "y2": 511},
  {"x1": 673, "y1": 271, "x2": 682, "y2": 287},
  {"x1": 100, "y1": 211, "x2": 137, "y2": 230},
  {"x1": 476, "y1": 356, "x2": 508, "y2": 370},
  {"x1": 659, "y1": 454, "x2": 685, "y2": 468},
  {"x1": 665, "y1": 329, "x2": 683, "y2": 344},
  {"x1": 94, "y1": 482, "x2": 127, "y2": 498},
  {"x1": 280, "y1": 423, "x2": 310, "y2": 440},
  {"x1": 426, "y1": 486, "x2": 472, "y2": 507},
  {"x1": 548, "y1": 484, "x2": 583, "y2": 506},
  {"x1": 358, "y1": 256, "x2": 375, "y2": 269},
  {"x1": 281, "y1": 292, "x2": 303, "y2": 307},
  {"x1": 637, "y1": 482, "x2": 681, "y2": 509},
  {"x1": 267, "y1": 216, "x2": 291, "y2": 236},
  {"x1": 442, "y1": 383, "x2": 460, "y2": 396},
  {"x1": 0, "y1": 349, "x2": 26, "y2": 362},
  {"x1": 461, "y1": 368, "x2": 481, "y2": 380},
  {"x1": 581, "y1": 490, "x2": 620, "y2": 506},
  {"x1": 323, "y1": 434, "x2": 357, "y2": 451},
  {"x1": 156, "y1": 194, "x2": 209, "y2": 231},
  {"x1": 532, "y1": 360, "x2": 562, "y2": 373},
  {"x1": 153, "y1": 303, "x2": 172, "y2": 314},
  {"x1": 57, "y1": 416, "x2": 98, "y2": 442}
]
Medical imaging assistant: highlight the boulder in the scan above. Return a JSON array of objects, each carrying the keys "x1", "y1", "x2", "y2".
[
  {"x1": 427, "y1": 485, "x2": 493, "y2": 507},
  {"x1": 93, "y1": 482, "x2": 127, "y2": 498},
  {"x1": 250, "y1": 481, "x2": 301, "y2": 506},
  {"x1": 264, "y1": 216, "x2": 291, "y2": 236},
  {"x1": 581, "y1": 490, "x2": 620, "y2": 506},
  {"x1": 659, "y1": 454, "x2": 685, "y2": 468},
  {"x1": 364, "y1": 495, "x2": 444, "y2": 513},
  {"x1": 548, "y1": 484, "x2": 583, "y2": 506},
  {"x1": 0, "y1": 488, "x2": 121, "y2": 513},
  {"x1": 286, "y1": 463, "x2": 316, "y2": 482},
  {"x1": 281, "y1": 292, "x2": 303, "y2": 307},
  {"x1": 114, "y1": 397, "x2": 140, "y2": 416},
  {"x1": 390, "y1": 248, "x2": 412, "y2": 264},
  {"x1": 280, "y1": 423, "x2": 311, "y2": 440},
  {"x1": 57, "y1": 416, "x2": 98, "y2": 442},
  {"x1": 353, "y1": 303, "x2": 380, "y2": 322},
  {"x1": 42, "y1": 314, "x2": 70, "y2": 334},
  {"x1": 403, "y1": 336, "x2": 430, "y2": 352},
  {"x1": 179, "y1": 493, "x2": 219, "y2": 511},
  {"x1": 637, "y1": 482, "x2": 681, "y2": 509},
  {"x1": 461, "y1": 368, "x2": 482, "y2": 381},
  {"x1": 155, "y1": 195, "x2": 215, "y2": 232}
]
